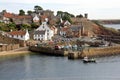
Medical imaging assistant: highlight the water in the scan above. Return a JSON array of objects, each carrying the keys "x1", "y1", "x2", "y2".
[
  {"x1": 0, "y1": 53, "x2": 120, "y2": 80},
  {"x1": 103, "y1": 24, "x2": 120, "y2": 29}
]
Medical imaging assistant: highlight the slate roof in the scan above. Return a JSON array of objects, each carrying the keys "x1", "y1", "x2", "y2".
[
  {"x1": 70, "y1": 25, "x2": 82, "y2": 31},
  {"x1": 34, "y1": 30, "x2": 46, "y2": 35}
]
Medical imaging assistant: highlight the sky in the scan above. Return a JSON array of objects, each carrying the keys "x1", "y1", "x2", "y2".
[{"x1": 0, "y1": 0, "x2": 120, "y2": 19}]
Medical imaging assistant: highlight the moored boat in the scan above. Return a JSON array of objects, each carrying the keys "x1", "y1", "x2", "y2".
[{"x1": 83, "y1": 57, "x2": 96, "y2": 63}]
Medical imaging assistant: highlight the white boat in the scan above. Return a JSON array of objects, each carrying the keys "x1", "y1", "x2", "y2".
[{"x1": 83, "y1": 57, "x2": 96, "y2": 63}]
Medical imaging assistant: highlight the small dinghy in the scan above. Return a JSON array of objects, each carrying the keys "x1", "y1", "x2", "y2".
[{"x1": 83, "y1": 56, "x2": 96, "y2": 63}]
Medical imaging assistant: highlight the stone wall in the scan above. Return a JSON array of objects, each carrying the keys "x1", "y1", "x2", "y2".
[
  {"x1": 0, "y1": 44, "x2": 20, "y2": 52},
  {"x1": 29, "y1": 46, "x2": 68, "y2": 56},
  {"x1": 81, "y1": 46, "x2": 120, "y2": 58},
  {"x1": 0, "y1": 33, "x2": 26, "y2": 47}
]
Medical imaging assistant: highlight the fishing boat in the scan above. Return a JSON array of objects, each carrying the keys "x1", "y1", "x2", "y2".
[{"x1": 83, "y1": 56, "x2": 96, "y2": 63}]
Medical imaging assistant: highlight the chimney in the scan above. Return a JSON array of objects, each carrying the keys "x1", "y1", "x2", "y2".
[{"x1": 84, "y1": 13, "x2": 88, "y2": 19}]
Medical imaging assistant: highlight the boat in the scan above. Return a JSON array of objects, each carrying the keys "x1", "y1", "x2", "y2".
[{"x1": 83, "y1": 57, "x2": 96, "y2": 63}]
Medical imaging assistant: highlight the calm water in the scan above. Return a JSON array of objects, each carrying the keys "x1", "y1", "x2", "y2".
[
  {"x1": 103, "y1": 24, "x2": 120, "y2": 29},
  {"x1": 0, "y1": 53, "x2": 120, "y2": 80}
]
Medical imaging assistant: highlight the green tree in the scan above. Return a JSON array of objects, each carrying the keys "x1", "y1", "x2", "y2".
[
  {"x1": 27, "y1": 10, "x2": 33, "y2": 15},
  {"x1": 34, "y1": 5, "x2": 43, "y2": 13},
  {"x1": 56, "y1": 11, "x2": 73, "y2": 23},
  {"x1": 62, "y1": 15, "x2": 72, "y2": 23},
  {"x1": 2, "y1": 10, "x2": 7, "y2": 13},
  {"x1": 7, "y1": 23, "x2": 16, "y2": 30},
  {"x1": 56, "y1": 11, "x2": 63, "y2": 17},
  {"x1": 21, "y1": 24, "x2": 31, "y2": 30},
  {"x1": 19, "y1": 9, "x2": 25, "y2": 15},
  {"x1": 76, "y1": 14, "x2": 83, "y2": 18},
  {"x1": 31, "y1": 23, "x2": 39, "y2": 29}
]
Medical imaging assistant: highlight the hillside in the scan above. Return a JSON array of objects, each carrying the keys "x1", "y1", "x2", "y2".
[{"x1": 76, "y1": 18, "x2": 120, "y2": 36}]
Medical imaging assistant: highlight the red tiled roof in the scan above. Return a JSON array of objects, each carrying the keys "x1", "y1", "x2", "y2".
[
  {"x1": 4, "y1": 12, "x2": 32, "y2": 19},
  {"x1": 8, "y1": 30, "x2": 26, "y2": 36},
  {"x1": 14, "y1": 15, "x2": 32, "y2": 19},
  {"x1": 4, "y1": 12, "x2": 14, "y2": 18}
]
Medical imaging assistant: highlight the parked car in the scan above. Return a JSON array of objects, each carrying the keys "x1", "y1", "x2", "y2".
[{"x1": 54, "y1": 45, "x2": 61, "y2": 50}]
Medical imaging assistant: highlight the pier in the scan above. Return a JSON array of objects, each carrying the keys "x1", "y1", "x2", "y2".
[{"x1": 29, "y1": 45, "x2": 120, "y2": 59}]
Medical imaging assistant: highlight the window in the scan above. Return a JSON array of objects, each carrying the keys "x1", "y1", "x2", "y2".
[
  {"x1": 43, "y1": 26, "x2": 44, "y2": 28},
  {"x1": 21, "y1": 35, "x2": 23, "y2": 38}
]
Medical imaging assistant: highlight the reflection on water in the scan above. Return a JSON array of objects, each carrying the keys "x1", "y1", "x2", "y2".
[{"x1": 0, "y1": 53, "x2": 120, "y2": 80}]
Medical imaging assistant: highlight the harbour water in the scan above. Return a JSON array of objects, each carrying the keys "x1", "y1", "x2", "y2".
[
  {"x1": 103, "y1": 24, "x2": 120, "y2": 29},
  {"x1": 0, "y1": 53, "x2": 120, "y2": 80}
]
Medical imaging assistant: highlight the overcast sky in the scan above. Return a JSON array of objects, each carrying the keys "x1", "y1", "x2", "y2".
[{"x1": 0, "y1": 0, "x2": 120, "y2": 19}]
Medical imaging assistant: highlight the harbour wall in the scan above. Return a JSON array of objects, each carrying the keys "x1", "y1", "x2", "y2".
[
  {"x1": 81, "y1": 46, "x2": 120, "y2": 58},
  {"x1": 29, "y1": 46, "x2": 68, "y2": 56},
  {"x1": 29, "y1": 46, "x2": 120, "y2": 59}
]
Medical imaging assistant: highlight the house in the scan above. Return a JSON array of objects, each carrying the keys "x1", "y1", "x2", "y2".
[
  {"x1": 33, "y1": 21, "x2": 54, "y2": 41},
  {"x1": 33, "y1": 30, "x2": 47, "y2": 41},
  {"x1": 2, "y1": 12, "x2": 14, "y2": 23},
  {"x1": 33, "y1": 14, "x2": 40, "y2": 23},
  {"x1": 51, "y1": 25, "x2": 58, "y2": 35},
  {"x1": 7, "y1": 29, "x2": 30, "y2": 41},
  {"x1": 1, "y1": 12, "x2": 32, "y2": 24},
  {"x1": 60, "y1": 25, "x2": 84, "y2": 38}
]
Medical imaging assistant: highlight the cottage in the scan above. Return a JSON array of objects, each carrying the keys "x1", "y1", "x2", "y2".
[{"x1": 7, "y1": 29, "x2": 30, "y2": 41}]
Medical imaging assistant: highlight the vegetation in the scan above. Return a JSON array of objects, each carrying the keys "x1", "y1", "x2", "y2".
[
  {"x1": 34, "y1": 5, "x2": 43, "y2": 13},
  {"x1": 27, "y1": 10, "x2": 33, "y2": 15},
  {"x1": 19, "y1": 9, "x2": 25, "y2": 15},
  {"x1": 76, "y1": 14, "x2": 83, "y2": 18},
  {"x1": 56, "y1": 11, "x2": 75, "y2": 23}
]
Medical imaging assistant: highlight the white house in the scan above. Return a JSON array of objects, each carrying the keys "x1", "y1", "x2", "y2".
[
  {"x1": 33, "y1": 30, "x2": 47, "y2": 41},
  {"x1": 7, "y1": 29, "x2": 30, "y2": 41},
  {"x1": 33, "y1": 14, "x2": 40, "y2": 23},
  {"x1": 34, "y1": 22, "x2": 54, "y2": 41}
]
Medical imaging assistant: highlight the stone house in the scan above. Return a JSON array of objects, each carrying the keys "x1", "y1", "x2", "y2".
[{"x1": 60, "y1": 25, "x2": 84, "y2": 38}]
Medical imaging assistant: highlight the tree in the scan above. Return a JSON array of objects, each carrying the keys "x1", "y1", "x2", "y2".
[
  {"x1": 27, "y1": 10, "x2": 33, "y2": 15},
  {"x1": 56, "y1": 11, "x2": 63, "y2": 17},
  {"x1": 56, "y1": 11, "x2": 75, "y2": 18},
  {"x1": 56, "y1": 11, "x2": 73, "y2": 23},
  {"x1": 2, "y1": 10, "x2": 7, "y2": 13},
  {"x1": 19, "y1": 9, "x2": 25, "y2": 15},
  {"x1": 34, "y1": 5, "x2": 43, "y2": 13},
  {"x1": 76, "y1": 14, "x2": 83, "y2": 18},
  {"x1": 7, "y1": 23, "x2": 16, "y2": 30},
  {"x1": 21, "y1": 24, "x2": 31, "y2": 30}
]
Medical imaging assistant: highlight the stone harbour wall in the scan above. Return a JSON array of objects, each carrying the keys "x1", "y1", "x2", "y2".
[{"x1": 81, "y1": 46, "x2": 120, "y2": 58}]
